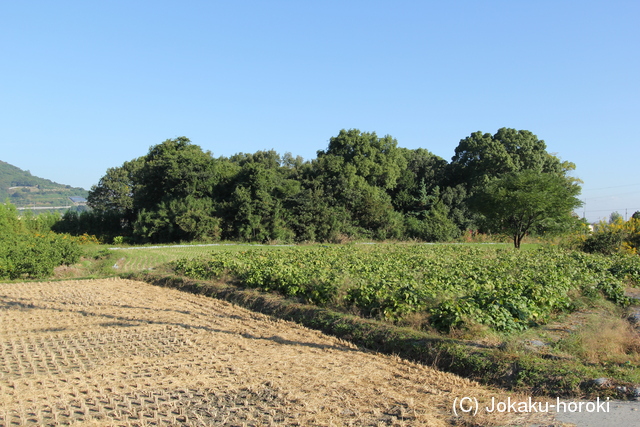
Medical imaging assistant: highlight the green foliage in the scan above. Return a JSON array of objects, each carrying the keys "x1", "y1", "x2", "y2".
[
  {"x1": 609, "y1": 211, "x2": 623, "y2": 224},
  {"x1": 404, "y1": 186, "x2": 460, "y2": 242},
  {"x1": 581, "y1": 228, "x2": 624, "y2": 255},
  {"x1": 87, "y1": 157, "x2": 142, "y2": 228},
  {"x1": 580, "y1": 217, "x2": 640, "y2": 255},
  {"x1": 0, "y1": 202, "x2": 81, "y2": 279},
  {"x1": 287, "y1": 187, "x2": 351, "y2": 242},
  {"x1": 173, "y1": 244, "x2": 637, "y2": 332},
  {"x1": 227, "y1": 158, "x2": 298, "y2": 243},
  {"x1": 471, "y1": 170, "x2": 582, "y2": 248},
  {"x1": 174, "y1": 247, "x2": 340, "y2": 304},
  {"x1": 447, "y1": 128, "x2": 567, "y2": 191},
  {"x1": 133, "y1": 137, "x2": 218, "y2": 210},
  {"x1": 317, "y1": 129, "x2": 407, "y2": 190},
  {"x1": 391, "y1": 148, "x2": 447, "y2": 214},
  {"x1": 75, "y1": 127, "x2": 581, "y2": 245},
  {"x1": 21, "y1": 210, "x2": 61, "y2": 233},
  {"x1": 313, "y1": 130, "x2": 409, "y2": 240},
  {"x1": 444, "y1": 128, "x2": 580, "y2": 241},
  {"x1": 134, "y1": 196, "x2": 222, "y2": 243},
  {"x1": 53, "y1": 209, "x2": 123, "y2": 242}
]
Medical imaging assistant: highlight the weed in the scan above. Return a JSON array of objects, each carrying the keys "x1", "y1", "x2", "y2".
[{"x1": 556, "y1": 313, "x2": 640, "y2": 364}]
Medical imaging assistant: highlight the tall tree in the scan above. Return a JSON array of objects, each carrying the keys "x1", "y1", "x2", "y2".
[
  {"x1": 133, "y1": 137, "x2": 218, "y2": 211},
  {"x1": 470, "y1": 170, "x2": 582, "y2": 248},
  {"x1": 317, "y1": 129, "x2": 407, "y2": 190},
  {"x1": 391, "y1": 147, "x2": 447, "y2": 214},
  {"x1": 312, "y1": 129, "x2": 408, "y2": 239},
  {"x1": 609, "y1": 212, "x2": 623, "y2": 224},
  {"x1": 447, "y1": 128, "x2": 566, "y2": 191},
  {"x1": 87, "y1": 157, "x2": 143, "y2": 228},
  {"x1": 227, "y1": 154, "x2": 301, "y2": 242},
  {"x1": 445, "y1": 128, "x2": 577, "y2": 233}
]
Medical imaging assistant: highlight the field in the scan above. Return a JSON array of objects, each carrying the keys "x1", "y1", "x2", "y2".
[
  {"x1": 172, "y1": 244, "x2": 639, "y2": 332},
  {"x1": 106, "y1": 243, "x2": 531, "y2": 275},
  {"x1": 107, "y1": 244, "x2": 296, "y2": 273},
  {"x1": 0, "y1": 278, "x2": 556, "y2": 426},
  {"x1": 161, "y1": 243, "x2": 640, "y2": 396},
  {"x1": 4, "y1": 242, "x2": 639, "y2": 425}
]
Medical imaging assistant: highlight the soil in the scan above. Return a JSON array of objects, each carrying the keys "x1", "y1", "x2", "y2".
[{"x1": 0, "y1": 279, "x2": 560, "y2": 426}]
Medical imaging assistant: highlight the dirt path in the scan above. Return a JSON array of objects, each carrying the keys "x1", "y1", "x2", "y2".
[{"x1": 0, "y1": 279, "x2": 557, "y2": 426}]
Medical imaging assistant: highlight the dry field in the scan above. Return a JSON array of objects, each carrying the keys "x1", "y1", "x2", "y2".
[{"x1": 0, "y1": 279, "x2": 556, "y2": 426}]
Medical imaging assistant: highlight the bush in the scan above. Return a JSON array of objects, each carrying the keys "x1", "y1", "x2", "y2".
[
  {"x1": 404, "y1": 200, "x2": 460, "y2": 242},
  {"x1": 580, "y1": 218, "x2": 640, "y2": 255},
  {"x1": 0, "y1": 202, "x2": 82, "y2": 279},
  {"x1": 581, "y1": 230, "x2": 624, "y2": 255}
]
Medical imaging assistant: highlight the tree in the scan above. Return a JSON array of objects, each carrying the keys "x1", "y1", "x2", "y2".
[
  {"x1": 609, "y1": 211, "x2": 623, "y2": 224},
  {"x1": 471, "y1": 170, "x2": 582, "y2": 248},
  {"x1": 87, "y1": 157, "x2": 143, "y2": 231},
  {"x1": 225, "y1": 155, "x2": 302, "y2": 242},
  {"x1": 444, "y1": 128, "x2": 578, "y2": 234},
  {"x1": 311, "y1": 129, "x2": 408, "y2": 239},
  {"x1": 404, "y1": 186, "x2": 460, "y2": 242},
  {"x1": 390, "y1": 148, "x2": 447, "y2": 214},
  {"x1": 133, "y1": 137, "x2": 218, "y2": 212},
  {"x1": 286, "y1": 186, "x2": 351, "y2": 242},
  {"x1": 133, "y1": 196, "x2": 221, "y2": 243},
  {"x1": 316, "y1": 129, "x2": 407, "y2": 190},
  {"x1": 447, "y1": 128, "x2": 566, "y2": 191}
]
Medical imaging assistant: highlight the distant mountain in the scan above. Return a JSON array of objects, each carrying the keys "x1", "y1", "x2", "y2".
[{"x1": 0, "y1": 161, "x2": 88, "y2": 210}]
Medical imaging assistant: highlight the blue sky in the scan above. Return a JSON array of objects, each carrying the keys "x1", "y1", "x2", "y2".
[{"x1": 1, "y1": 0, "x2": 638, "y2": 223}]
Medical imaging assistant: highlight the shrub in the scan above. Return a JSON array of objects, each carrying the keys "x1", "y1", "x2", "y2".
[
  {"x1": 404, "y1": 200, "x2": 460, "y2": 242},
  {"x1": 581, "y1": 218, "x2": 640, "y2": 255},
  {"x1": 0, "y1": 202, "x2": 82, "y2": 279}
]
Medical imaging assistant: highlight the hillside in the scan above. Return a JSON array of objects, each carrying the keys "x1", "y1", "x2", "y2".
[{"x1": 0, "y1": 160, "x2": 88, "y2": 209}]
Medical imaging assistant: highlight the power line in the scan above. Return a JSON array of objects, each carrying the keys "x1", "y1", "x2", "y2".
[
  {"x1": 585, "y1": 208, "x2": 640, "y2": 213},
  {"x1": 582, "y1": 183, "x2": 640, "y2": 191},
  {"x1": 581, "y1": 190, "x2": 640, "y2": 200}
]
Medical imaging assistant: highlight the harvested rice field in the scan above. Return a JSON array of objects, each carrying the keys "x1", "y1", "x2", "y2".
[{"x1": 0, "y1": 279, "x2": 556, "y2": 426}]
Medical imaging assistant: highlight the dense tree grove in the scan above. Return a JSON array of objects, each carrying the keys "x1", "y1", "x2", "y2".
[{"x1": 54, "y1": 128, "x2": 583, "y2": 245}]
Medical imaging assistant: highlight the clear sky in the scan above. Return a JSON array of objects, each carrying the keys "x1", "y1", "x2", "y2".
[{"x1": 1, "y1": 0, "x2": 638, "y2": 223}]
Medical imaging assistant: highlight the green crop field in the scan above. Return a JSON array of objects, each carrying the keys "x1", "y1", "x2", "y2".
[{"x1": 172, "y1": 243, "x2": 640, "y2": 333}]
